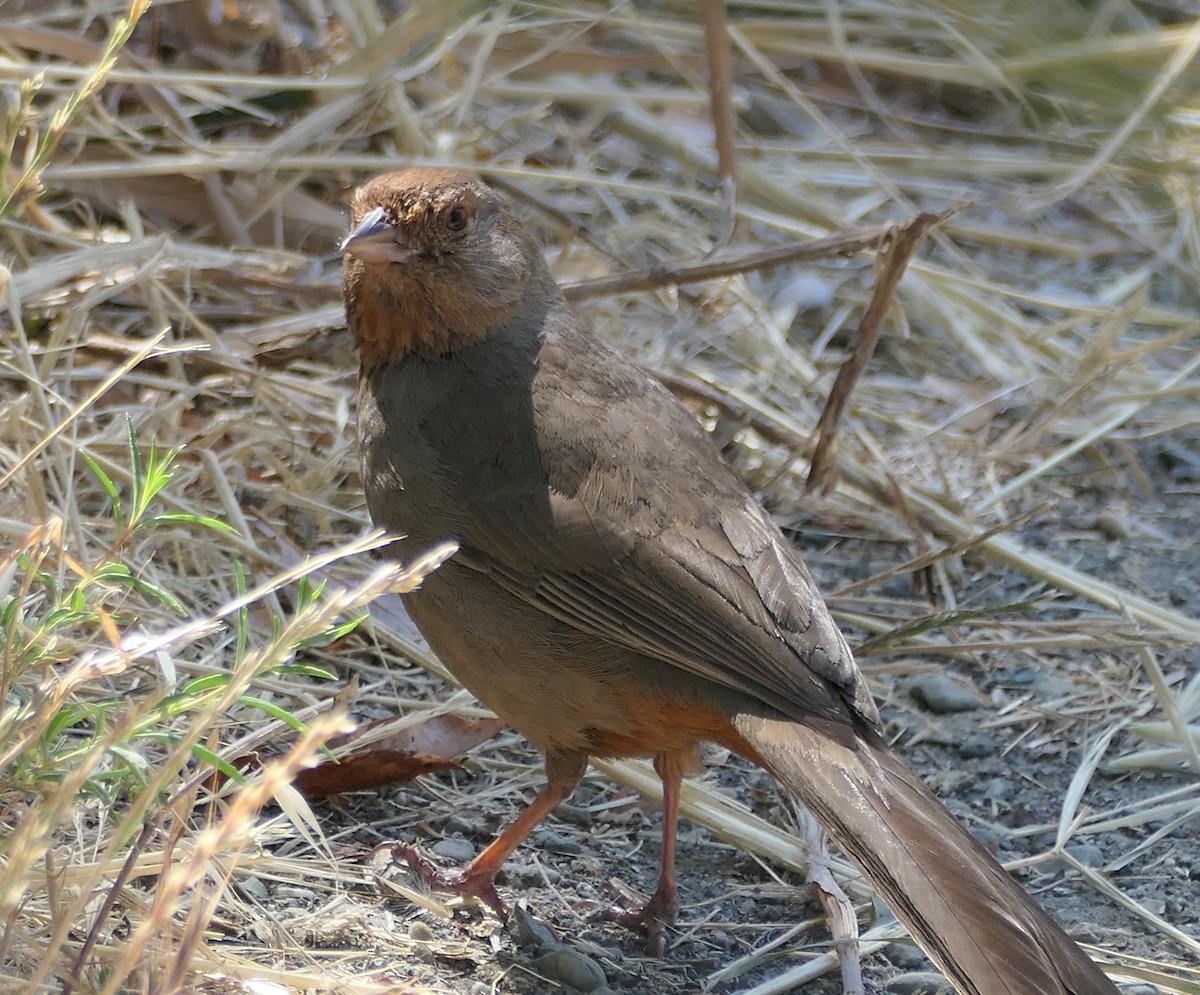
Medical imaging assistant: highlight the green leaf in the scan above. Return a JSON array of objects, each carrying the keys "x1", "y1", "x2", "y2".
[
  {"x1": 180, "y1": 673, "x2": 231, "y2": 695},
  {"x1": 107, "y1": 741, "x2": 151, "y2": 773},
  {"x1": 233, "y1": 559, "x2": 248, "y2": 666},
  {"x1": 93, "y1": 561, "x2": 133, "y2": 583},
  {"x1": 142, "y1": 513, "x2": 238, "y2": 534},
  {"x1": 275, "y1": 662, "x2": 337, "y2": 681},
  {"x1": 82, "y1": 452, "x2": 123, "y2": 529},
  {"x1": 192, "y1": 745, "x2": 247, "y2": 786},
  {"x1": 237, "y1": 695, "x2": 306, "y2": 732},
  {"x1": 296, "y1": 611, "x2": 366, "y2": 649},
  {"x1": 123, "y1": 575, "x2": 187, "y2": 616},
  {"x1": 126, "y1": 416, "x2": 144, "y2": 522}
]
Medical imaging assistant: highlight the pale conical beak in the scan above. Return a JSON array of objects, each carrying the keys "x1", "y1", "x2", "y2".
[{"x1": 340, "y1": 206, "x2": 417, "y2": 264}]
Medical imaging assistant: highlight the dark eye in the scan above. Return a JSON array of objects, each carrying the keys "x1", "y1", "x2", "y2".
[{"x1": 446, "y1": 205, "x2": 469, "y2": 231}]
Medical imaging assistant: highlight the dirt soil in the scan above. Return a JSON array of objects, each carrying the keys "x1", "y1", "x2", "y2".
[{"x1": 277, "y1": 431, "x2": 1199, "y2": 995}]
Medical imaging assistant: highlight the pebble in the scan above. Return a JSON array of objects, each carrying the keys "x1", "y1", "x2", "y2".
[
  {"x1": 708, "y1": 929, "x2": 736, "y2": 952},
  {"x1": 506, "y1": 861, "x2": 562, "y2": 886},
  {"x1": 1095, "y1": 509, "x2": 1132, "y2": 540},
  {"x1": 1119, "y1": 985, "x2": 1163, "y2": 995},
  {"x1": 910, "y1": 673, "x2": 982, "y2": 714},
  {"x1": 982, "y1": 777, "x2": 1016, "y2": 803},
  {"x1": 431, "y1": 837, "x2": 476, "y2": 862},
  {"x1": 507, "y1": 903, "x2": 559, "y2": 951},
  {"x1": 237, "y1": 875, "x2": 270, "y2": 903},
  {"x1": 1067, "y1": 843, "x2": 1105, "y2": 868},
  {"x1": 408, "y1": 920, "x2": 435, "y2": 942},
  {"x1": 885, "y1": 942, "x2": 929, "y2": 970},
  {"x1": 554, "y1": 801, "x2": 594, "y2": 827},
  {"x1": 534, "y1": 948, "x2": 607, "y2": 992},
  {"x1": 1045, "y1": 844, "x2": 1105, "y2": 875},
  {"x1": 971, "y1": 825, "x2": 1004, "y2": 854},
  {"x1": 885, "y1": 970, "x2": 954, "y2": 994},
  {"x1": 271, "y1": 885, "x2": 315, "y2": 902},
  {"x1": 535, "y1": 829, "x2": 583, "y2": 854},
  {"x1": 443, "y1": 814, "x2": 476, "y2": 834},
  {"x1": 1070, "y1": 923, "x2": 1104, "y2": 944},
  {"x1": 957, "y1": 734, "x2": 996, "y2": 759}
]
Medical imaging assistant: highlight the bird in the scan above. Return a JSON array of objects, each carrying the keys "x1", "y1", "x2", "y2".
[{"x1": 340, "y1": 166, "x2": 1119, "y2": 995}]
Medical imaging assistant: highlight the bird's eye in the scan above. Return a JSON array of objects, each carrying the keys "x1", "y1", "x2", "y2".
[{"x1": 446, "y1": 205, "x2": 469, "y2": 231}]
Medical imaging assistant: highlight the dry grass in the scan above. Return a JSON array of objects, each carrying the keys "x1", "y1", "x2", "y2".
[{"x1": 2, "y1": 1, "x2": 1199, "y2": 992}]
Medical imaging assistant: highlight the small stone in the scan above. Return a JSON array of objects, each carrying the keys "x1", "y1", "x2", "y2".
[
  {"x1": 885, "y1": 941, "x2": 929, "y2": 969},
  {"x1": 886, "y1": 970, "x2": 955, "y2": 994},
  {"x1": 983, "y1": 777, "x2": 1016, "y2": 803},
  {"x1": 1070, "y1": 923, "x2": 1105, "y2": 944},
  {"x1": 708, "y1": 929, "x2": 735, "y2": 952},
  {"x1": 1095, "y1": 510, "x2": 1132, "y2": 540},
  {"x1": 237, "y1": 875, "x2": 270, "y2": 903},
  {"x1": 958, "y1": 734, "x2": 996, "y2": 759},
  {"x1": 1118, "y1": 985, "x2": 1162, "y2": 994},
  {"x1": 272, "y1": 885, "x2": 316, "y2": 903},
  {"x1": 554, "y1": 802, "x2": 594, "y2": 827},
  {"x1": 1067, "y1": 843, "x2": 1105, "y2": 868},
  {"x1": 534, "y1": 948, "x2": 607, "y2": 992},
  {"x1": 577, "y1": 933, "x2": 624, "y2": 962},
  {"x1": 507, "y1": 903, "x2": 559, "y2": 951},
  {"x1": 910, "y1": 673, "x2": 982, "y2": 714},
  {"x1": 535, "y1": 829, "x2": 583, "y2": 854},
  {"x1": 971, "y1": 825, "x2": 1004, "y2": 854},
  {"x1": 510, "y1": 861, "x2": 563, "y2": 886},
  {"x1": 431, "y1": 837, "x2": 476, "y2": 862},
  {"x1": 408, "y1": 920, "x2": 435, "y2": 942},
  {"x1": 444, "y1": 815, "x2": 475, "y2": 834}
]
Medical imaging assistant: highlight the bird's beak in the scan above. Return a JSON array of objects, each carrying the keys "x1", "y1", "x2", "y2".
[{"x1": 340, "y1": 206, "x2": 417, "y2": 265}]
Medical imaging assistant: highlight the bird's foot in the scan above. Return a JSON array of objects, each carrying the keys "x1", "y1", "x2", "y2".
[
  {"x1": 604, "y1": 880, "x2": 678, "y2": 956},
  {"x1": 388, "y1": 842, "x2": 510, "y2": 919}
]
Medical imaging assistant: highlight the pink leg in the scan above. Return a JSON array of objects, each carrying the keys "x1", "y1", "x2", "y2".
[
  {"x1": 608, "y1": 752, "x2": 683, "y2": 955},
  {"x1": 397, "y1": 751, "x2": 586, "y2": 918}
]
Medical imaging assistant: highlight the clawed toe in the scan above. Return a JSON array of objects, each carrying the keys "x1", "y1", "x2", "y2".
[
  {"x1": 604, "y1": 881, "x2": 677, "y2": 956},
  {"x1": 386, "y1": 842, "x2": 510, "y2": 919}
]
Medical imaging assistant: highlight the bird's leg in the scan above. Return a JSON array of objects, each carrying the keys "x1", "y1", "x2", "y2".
[
  {"x1": 396, "y1": 750, "x2": 587, "y2": 919},
  {"x1": 606, "y1": 752, "x2": 683, "y2": 955}
]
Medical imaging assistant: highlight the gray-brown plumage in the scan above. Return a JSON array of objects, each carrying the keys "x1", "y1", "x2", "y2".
[{"x1": 341, "y1": 167, "x2": 1119, "y2": 995}]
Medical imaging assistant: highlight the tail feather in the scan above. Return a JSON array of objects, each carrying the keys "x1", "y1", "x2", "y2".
[{"x1": 732, "y1": 711, "x2": 1119, "y2": 995}]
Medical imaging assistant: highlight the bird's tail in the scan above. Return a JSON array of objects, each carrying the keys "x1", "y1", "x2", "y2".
[{"x1": 731, "y1": 710, "x2": 1118, "y2": 995}]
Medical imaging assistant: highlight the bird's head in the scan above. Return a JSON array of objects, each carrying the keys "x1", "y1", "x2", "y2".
[{"x1": 341, "y1": 168, "x2": 545, "y2": 366}]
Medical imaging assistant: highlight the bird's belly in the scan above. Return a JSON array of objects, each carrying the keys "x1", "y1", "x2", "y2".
[{"x1": 401, "y1": 559, "x2": 738, "y2": 760}]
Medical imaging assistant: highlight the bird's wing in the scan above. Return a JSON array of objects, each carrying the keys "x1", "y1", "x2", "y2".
[
  {"x1": 395, "y1": 305, "x2": 877, "y2": 730},
  {"x1": 458, "y1": 463, "x2": 877, "y2": 732}
]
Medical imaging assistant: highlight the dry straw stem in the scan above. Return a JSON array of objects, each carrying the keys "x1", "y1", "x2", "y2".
[{"x1": 2, "y1": 0, "x2": 1199, "y2": 991}]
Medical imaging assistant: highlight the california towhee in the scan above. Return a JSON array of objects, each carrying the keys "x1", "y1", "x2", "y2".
[{"x1": 341, "y1": 167, "x2": 1118, "y2": 995}]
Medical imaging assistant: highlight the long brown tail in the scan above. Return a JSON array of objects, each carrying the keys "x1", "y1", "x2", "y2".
[{"x1": 732, "y1": 710, "x2": 1119, "y2": 995}]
